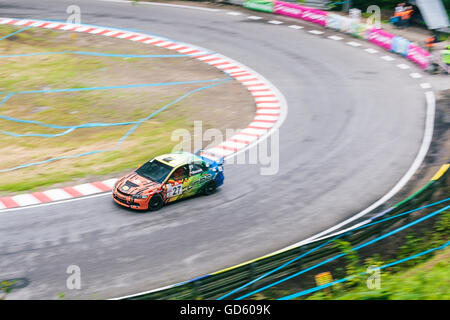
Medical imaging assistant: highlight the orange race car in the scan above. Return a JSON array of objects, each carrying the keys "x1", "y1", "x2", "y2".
[{"x1": 112, "y1": 151, "x2": 224, "y2": 211}]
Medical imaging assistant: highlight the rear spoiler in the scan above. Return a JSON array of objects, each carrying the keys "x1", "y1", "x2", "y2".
[{"x1": 195, "y1": 149, "x2": 224, "y2": 166}]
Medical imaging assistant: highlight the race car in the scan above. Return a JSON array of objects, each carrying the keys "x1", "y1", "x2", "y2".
[{"x1": 112, "y1": 151, "x2": 224, "y2": 211}]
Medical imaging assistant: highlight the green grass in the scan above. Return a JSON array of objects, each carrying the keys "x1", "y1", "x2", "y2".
[
  {"x1": 253, "y1": 208, "x2": 450, "y2": 300},
  {"x1": 309, "y1": 246, "x2": 450, "y2": 300},
  {"x1": 305, "y1": 210, "x2": 450, "y2": 300},
  {"x1": 0, "y1": 24, "x2": 247, "y2": 194}
]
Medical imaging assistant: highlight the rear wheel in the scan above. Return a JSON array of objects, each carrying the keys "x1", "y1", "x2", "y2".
[
  {"x1": 203, "y1": 180, "x2": 217, "y2": 195},
  {"x1": 147, "y1": 194, "x2": 164, "y2": 211}
]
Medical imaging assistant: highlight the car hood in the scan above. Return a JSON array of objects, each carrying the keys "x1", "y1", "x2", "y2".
[{"x1": 115, "y1": 172, "x2": 161, "y2": 196}]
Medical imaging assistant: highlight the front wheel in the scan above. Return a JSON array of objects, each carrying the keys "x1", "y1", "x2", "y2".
[
  {"x1": 147, "y1": 194, "x2": 164, "y2": 211},
  {"x1": 203, "y1": 180, "x2": 217, "y2": 195}
]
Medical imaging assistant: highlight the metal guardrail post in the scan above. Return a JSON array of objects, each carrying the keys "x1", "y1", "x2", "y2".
[
  {"x1": 249, "y1": 263, "x2": 256, "y2": 290},
  {"x1": 296, "y1": 246, "x2": 305, "y2": 270},
  {"x1": 426, "y1": 183, "x2": 435, "y2": 201},
  {"x1": 193, "y1": 280, "x2": 200, "y2": 300}
]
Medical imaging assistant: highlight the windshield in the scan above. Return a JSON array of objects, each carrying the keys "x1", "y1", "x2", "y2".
[{"x1": 135, "y1": 160, "x2": 173, "y2": 183}]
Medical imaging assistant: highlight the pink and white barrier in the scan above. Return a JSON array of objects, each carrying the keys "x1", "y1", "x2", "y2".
[
  {"x1": 274, "y1": 1, "x2": 327, "y2": 26},
  {"x1": 406, "y1": 44, "x2": 430, "y2": 70},
  {"x1": 367, "y1": 28, "x2": 396, "y2": 51}
]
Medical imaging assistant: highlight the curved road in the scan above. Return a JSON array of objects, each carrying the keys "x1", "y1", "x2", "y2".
[{"x1": 0, "y1": 0, "x2": 427, "y2": 299}]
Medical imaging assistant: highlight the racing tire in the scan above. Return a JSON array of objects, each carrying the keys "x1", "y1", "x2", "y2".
[
  {"x1": 148, "y1": 194, "x2": 164, "y2": 211},
  {"x1": 203, "y1": 180, "x2": 217, "y2": 195}
]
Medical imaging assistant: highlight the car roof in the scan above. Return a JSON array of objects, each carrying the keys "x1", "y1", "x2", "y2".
[{"x1": 154, "y1": 152, "x2": 204, "y2": 168}]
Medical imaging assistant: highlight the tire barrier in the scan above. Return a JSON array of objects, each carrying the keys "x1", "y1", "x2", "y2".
[{"x1": 117, "y1": 164, "x2": 449, "y2": 300}]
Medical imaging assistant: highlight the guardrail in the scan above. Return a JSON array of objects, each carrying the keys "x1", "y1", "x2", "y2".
[{"x1": 123, "y1": 164, "x2": 449, "y2": 300}]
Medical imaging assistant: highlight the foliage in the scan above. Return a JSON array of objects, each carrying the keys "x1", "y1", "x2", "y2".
[
  {"x1": 332, "y1": 240, "x2": 363, "y2": 287},
  {"x1": 305, "y1": 210, "x2": 450, "y2": 300},
  {"x1": 0, "y1": 280, "x2": 16, "y2": 300}
]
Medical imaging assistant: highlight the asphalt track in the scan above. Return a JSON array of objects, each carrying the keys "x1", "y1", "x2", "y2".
[{"x1": 0, "y1": 0, "x2": 429, "y2": 299}]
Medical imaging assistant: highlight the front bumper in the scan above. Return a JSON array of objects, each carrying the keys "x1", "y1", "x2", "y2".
[{"x1": 112, "y1": 190, "x2": 149, "y2": 210}]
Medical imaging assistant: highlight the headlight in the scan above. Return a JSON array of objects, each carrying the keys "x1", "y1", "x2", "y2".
[{"x1": 133, "y1": 194, "x2": 149, "y2": 199}]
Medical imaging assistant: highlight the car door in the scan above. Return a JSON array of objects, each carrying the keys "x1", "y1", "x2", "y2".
[
  {"x1": 186, "y1": 162, "x2": 209, "y2": 196},
  {"x1": 165, "y1": 165, "x2": 189, "y2": 202}
]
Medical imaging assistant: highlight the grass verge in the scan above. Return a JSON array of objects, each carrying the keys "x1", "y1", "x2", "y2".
[{"x1": 0, "y1": 24, "x2": 254, "y2": 194}]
